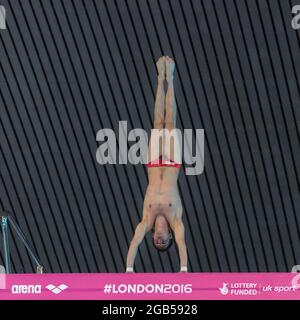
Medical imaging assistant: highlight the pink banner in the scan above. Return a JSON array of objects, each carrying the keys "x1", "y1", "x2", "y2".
[{"x1": 0, "y1": 273, "x2": 299, "y2": 300}]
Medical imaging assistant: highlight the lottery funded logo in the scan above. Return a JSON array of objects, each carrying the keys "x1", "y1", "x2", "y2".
[{"x1": 219, "y1": 282, "x2": 258, "y2": 296}]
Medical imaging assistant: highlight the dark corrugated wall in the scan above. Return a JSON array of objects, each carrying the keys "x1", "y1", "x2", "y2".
[{"x1": 0, "y1": 0, "x2": 299, "y2": 273}]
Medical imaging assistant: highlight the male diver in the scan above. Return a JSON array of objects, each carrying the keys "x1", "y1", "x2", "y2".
[{"x1": 126, "y1": 56, "x2": 188, "y2": 273}]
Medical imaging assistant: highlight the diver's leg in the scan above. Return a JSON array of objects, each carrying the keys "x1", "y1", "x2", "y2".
[
  {"x1": 165, "y1": 56, "x2": 176, "y2": 130},
  {"x1": 148, "y1": 56, "x2": 165, "y2": 162},
  {"x1": 153, "y1": 56, "x2": 165, "y2": 129},
  {"x1": 164, "y1": 56, "x2": 181, "y2": 163}
]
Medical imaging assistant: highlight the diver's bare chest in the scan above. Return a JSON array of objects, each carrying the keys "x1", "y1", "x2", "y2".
[
  {"x1": 147, "y1": 202, "x2": 173, "y2": 214},
  {"x1": 144, "y1": 189, "x2": 180, "y2": 210}
]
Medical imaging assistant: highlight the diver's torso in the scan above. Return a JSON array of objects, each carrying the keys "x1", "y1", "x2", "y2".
[{"x1": 143, "y1": 167, "x2": 182, "y2": 226}]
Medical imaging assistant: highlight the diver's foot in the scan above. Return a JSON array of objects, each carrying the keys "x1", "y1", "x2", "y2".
[
  {"x1": 156, "y1": 56, "x2": 166, "y2": 82},
  {"x1": 166, "y1": 56, "x2": 175, "y2": 82}
]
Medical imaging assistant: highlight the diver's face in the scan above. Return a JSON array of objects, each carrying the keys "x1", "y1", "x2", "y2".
[
  {"x1": 153, "y1": 216, "x2": 171, "y2": 250},
  {"x1": 153, "y1": 232, "x2": 170, "y2": 249}
]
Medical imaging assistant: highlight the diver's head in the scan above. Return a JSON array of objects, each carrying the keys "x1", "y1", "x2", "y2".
[{"x1": 152, "y1": 215, "x2": 173, "y2": 251}]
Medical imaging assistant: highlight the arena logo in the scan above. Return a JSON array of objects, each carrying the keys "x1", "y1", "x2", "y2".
[
  {"x1": 11, "y1": 284, "x2": 42, "y2": 294},
  {"x1": 96, "y1": 121, "x2": 205, "y2": 176},
  {"x1": 291, "y1": 5, "x2": 300, "y2": 30},
  {"x1": 46, "y1": 284, "x2": 68, "y2": 294},
  {"x1": 0, "y1": 5, "x2": 6, "y2": 30},
  {"x1": 11, "y1": 283, "x2": 68, "y2": 294}
]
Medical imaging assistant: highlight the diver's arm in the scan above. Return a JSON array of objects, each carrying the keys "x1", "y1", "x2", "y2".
[
  {"x1": 126, "y1": 219, "x2": 148, "y2": 272},
  {"x1": 173, "y1": 218, "x2": 188, "y2": 272}
]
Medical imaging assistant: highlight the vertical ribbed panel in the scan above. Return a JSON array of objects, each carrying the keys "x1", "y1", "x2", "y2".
[{"x1": 0, "y1": 0, "x2": 299, "y2": 273}]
